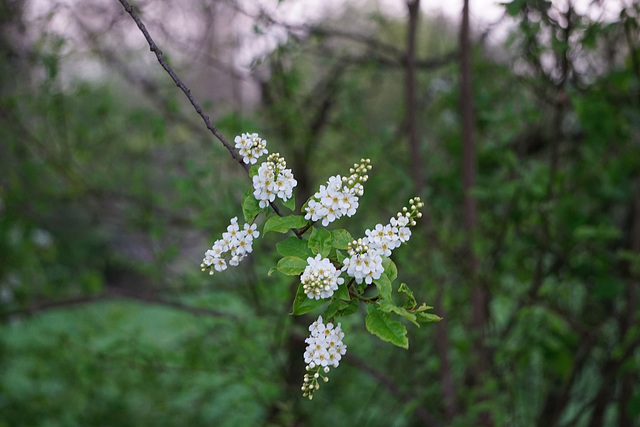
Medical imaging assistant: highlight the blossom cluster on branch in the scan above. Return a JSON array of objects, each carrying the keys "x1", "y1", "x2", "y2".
[
  {"x1": 252, "y1": 153, "x2": 297, "y2": 209},
  {"x1": 201, "y1": 217, "x2": 259, "y2": 275},
  {"x1": 302, "y1": 315, "x2": 347, "y2": 400},
  {"x1": 304, "y1": 159, "x2": 371, "y2": 226},
  {"x1": 201, "y1": 132, "x2": 437, "y2": 399}
]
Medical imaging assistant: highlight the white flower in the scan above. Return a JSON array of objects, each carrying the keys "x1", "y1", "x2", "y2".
[
  {"x1": 341, "y1": 238, "x2": 384, "y2": 284},
  {"x1": 304, "y1": 159, "x2": 371, "y2": 226},
  {"x1": 234, "y1": 132, "x2": 268, "y2": 165},
  {"x1": 252, "y1": 153, "x2": 297, "y2": 209},
  {"x1": 340, "y1": 198, "x2": 424, "y2": 283},
  {"x1": 301, "y1": 254, "x2": 344, "y2": 300},
  {"x1": 302, "y1": 316, "x2": 347, "y2": 399},
  {"x1": 201, "y1": 217, "x2": 259, "y2": 275}
]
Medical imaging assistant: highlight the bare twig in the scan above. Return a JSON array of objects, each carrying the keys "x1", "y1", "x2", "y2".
[
  {"x1": 116, "y1": 0, "x2": 248, "y2": 172},
  {"x1": 117, "y1": 0, "x2": 308, "y2": 230}
]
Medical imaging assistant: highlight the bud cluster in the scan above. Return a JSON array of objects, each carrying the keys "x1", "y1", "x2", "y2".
[{"x1": 301, "y1": 254, "x2": 345, "y2": 300}]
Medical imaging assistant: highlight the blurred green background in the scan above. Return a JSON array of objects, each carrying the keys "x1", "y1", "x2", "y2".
[{"x1": 1, "y1": 0, "x2": 639, "y2": 425}]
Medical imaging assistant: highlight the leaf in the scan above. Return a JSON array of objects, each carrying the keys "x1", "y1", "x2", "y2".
[
  {"x1": 276, "y1": 236, "x2": 313, "y2": 259},
  {"x1": 308, "y1": 227, "x2": 332, "y2": 257},
  {"x1": 324, "y1": 298, "x2": 349, "y2": 319},
  {"x1": 335, "y1": 249, "x2": 347, "y2": 264},
  {"x1": 282, "y1": 194, "x2": 296, "y2": 211},
  {"x1": 274, "y1": 256, "x2": 307, "y2": 276},
  {"x1": 249, "y1": 164, "x2": 260, "y2": 178},
  {"x1": 382, "y1": 257, "x2": 397, "y2": 282},
  {"x1": 373, "y1": 274, "x2": 392, "y2": 301},
  {"x1": 263, "y1": 215, "x2": 308, "y2": 235},
  {"x1": 342, "y1": 298, "x2": 359, "y2": 316},
  {"x1": 365, "y1": 304, "x2": 409, "y2": 349},
  {"x1": 379, "y1": 300, "x2": 419, "y2": 327},
  {"x1": 334, "y1": 283, "x2": 350, "y2": 301},
  {"x1": 398, "y1": 283, "x2": 417, "y2": 310},
  {"x1": 292, "y1": 283, "x2": 325, "y2": 315},
  {"x1": 415, "y1": 312, "x2": 443, "y2": 324},
  {"x1": 415, "y1": 303, "x2": 434, "y2": 312},
  {"x1": 241, "y1": 187, "x2": 262, "y2": 223},
  {"x1": 331, "y1": 229, "x2": 353, "y2": 250}
]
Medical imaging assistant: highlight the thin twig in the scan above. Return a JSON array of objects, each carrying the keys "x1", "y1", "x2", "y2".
[
  {"x1": 117, "y1": 0, "x2": 302, "y2": 227},
  {"x1": 117, "y1": 0, "x2": 247, "y2": 172}
]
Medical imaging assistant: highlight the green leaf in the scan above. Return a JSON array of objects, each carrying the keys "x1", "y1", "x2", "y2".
[
  {"x1": 331, "y1": 229, "x2": 353, "y2": 250},
  {"x1": 308, "y1": 227, "x2": 332, "y2": 257},
  {"x1": 276, "y1": 236, "x2": 313, "y2": 259},
  {"x1": 373, "y1": 274, "x2": 392, "y2": 301},
  {"x1": 379, "y1": 300, "x2": 419, "y2": 327},
  {"x1": 415, "y1": 303, "x2": 434, "y2": 312},
  {"x1": 365, "y1": 304, "x2": 409, "y2": 349},
  {"x1": 398, "y1": 283, "x2": 417, "y2": 310},
  {"x1": 341, "y1": 298, "x2": 360, "y2": 316},
  {"x1": 382, "y1": 257, "x2": 397, "y2": 282},
  {"x1": 334, "y1": 283, "x2": 350, "y2": 300},
  {"x1": 282, "y1": 194, "x2": 296, "y2": 211},
  {"x1": 336, "y1": 249, "x2": 347, "y2": 263},
  {"x1": 292, "y1": 283, "x2": 325, "y2": 315},
  {"x1": 263, "y1": 215, "x2": 308, "y2": 235},
  {"x1": 241, "y1": 187, "x2": 262, "y2": 223},
  {"x1": 274, "y1": 256, "x2": 307, "y2": 276},
  {"x1": 415, "y1": 312, "x2": 443, "y2": 324},
  {"x1": 249, "y1": 164, "x2": 260, "y2": 178},
  {"x1": 324, "y1": 298, "x2": 349, "y2": 319}
]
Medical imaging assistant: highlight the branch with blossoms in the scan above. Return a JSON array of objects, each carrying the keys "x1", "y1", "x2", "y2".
[
  {"x1": 201, "y1": 134, "x2": 441, "y2": 398},
  {"x1": 117, "y1": 0, "x2": 441, "y2": 401}
]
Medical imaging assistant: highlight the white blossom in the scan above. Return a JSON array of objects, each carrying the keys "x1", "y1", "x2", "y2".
[
  {"x1": 234, "y1": 132, "x2": 268, "y2": 165},
  {"x1": 252, "y1": 153, "x2": 297, "y2": 209},
  {"x1": 301, "y1": 254, "x2": 344, "y2": 300},
  {"x1": 341, "y1": 198, "x2": 424, "y2": 284},
  {"x1": 341, "y1": 238, "x2": 385, "y2": 284},
  {"x1": 201, "y1": 217, "x2": 260, "y2": 275},
  {"x1": 302, "y1": 316, "x2": 347, "y2": 399},
  {"x1": 304, "y1": 159, "x2": 371, "y2": 226}
]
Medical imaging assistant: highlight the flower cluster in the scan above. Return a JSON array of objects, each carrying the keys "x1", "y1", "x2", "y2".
[
  {"x1": 363, "y1": 215, "x2": 412, "y2": 256},
  {"x1": 302, "y1": 316, "x2": 347, "y2": 400},
  {"x1": 304, "y1": 159, "x2": 371, "y2": 226},
  {"x1": 301, "y1": 254, "x2": 344, "y2": 300},
  {"x1": 341, "y1": 238, "x2": 385, "y2": 284},
  {"x1": 342, "y1": 197, "x2": 424, "y2": 284},
  {"x1": 201, "y1": 217, "x2": 259, "y2": 274},
  {"x1": 234, "y1": 132, "x2": 268, "y2": 165},
  {"x1": 252, "y1": 153, "x2": 297, "y2": 208}
]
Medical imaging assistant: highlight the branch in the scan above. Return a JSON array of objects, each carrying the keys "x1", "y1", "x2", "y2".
[
  {"x1": 116, "y1": 0, "x2": 248, "y2": 173},
  {"x1": 116, "y1": 0, "x2": 305, "y2": 230}
]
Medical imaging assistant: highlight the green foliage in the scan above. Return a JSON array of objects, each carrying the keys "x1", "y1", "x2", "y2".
[
  {"x1": 262, "y1": 215, "x2": 308, "y2": 235},
  {"x1": 269, "y1": 256, "x2": 307, "y2": 276},
  {"x1": 365, "y1": 304, "x2": 409, "y2": 349},
  {"x1": 307, "y1": 227, "x2": 332, "y2": 257},
  {"x1": 2, "y1": 1, "x2": 639, "y2": 425}
]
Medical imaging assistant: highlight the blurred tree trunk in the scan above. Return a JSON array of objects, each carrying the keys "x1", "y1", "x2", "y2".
[
  {"x1": 460, "y1": 0, "x2": 491, "y2": 425},
  {"x1": 405, "y1": 0, "x2": 458, "y2": 422}
]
